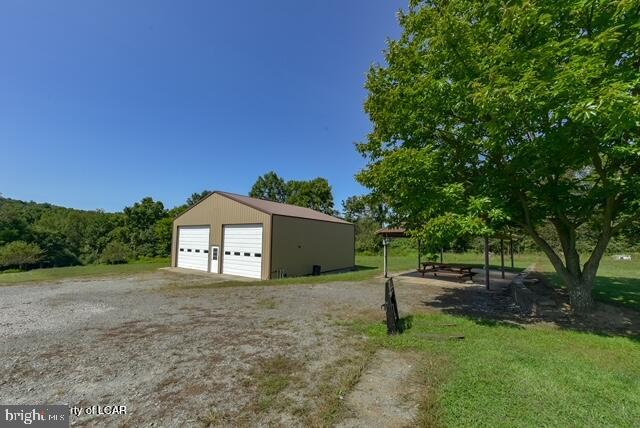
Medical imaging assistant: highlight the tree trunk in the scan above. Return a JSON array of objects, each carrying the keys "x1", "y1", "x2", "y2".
[
  {"x1": 518, "y1": 190, "x2": 616, "y2": 315},
  {"x1": 568, "y1": 279, "x2": 595, "y2": 314}
]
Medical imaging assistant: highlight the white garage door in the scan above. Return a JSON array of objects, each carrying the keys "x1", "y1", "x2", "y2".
[
  {"x1": 177, "y1": 226, "x2": 210, "y2": 271},
  {"x1": 222, "y1": 224, "x2": 263, "y2": 279}
]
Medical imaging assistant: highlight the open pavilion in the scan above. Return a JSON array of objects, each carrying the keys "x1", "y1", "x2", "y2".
[{"x1": 376, "y1": 227, "x2": 519, "y2": 290}]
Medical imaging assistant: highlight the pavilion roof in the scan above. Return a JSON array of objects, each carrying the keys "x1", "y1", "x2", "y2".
[{"x1": 376, "y1": 227, "x2": 408, "y2": 238}]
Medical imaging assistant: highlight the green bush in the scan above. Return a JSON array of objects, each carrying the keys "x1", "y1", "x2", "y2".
[
  {"x1": 100, "y1": 241, "x2": 131, "y2": 264},
  {"x1": 0, "y1": 241, "x2": 44, "y2": 270}
]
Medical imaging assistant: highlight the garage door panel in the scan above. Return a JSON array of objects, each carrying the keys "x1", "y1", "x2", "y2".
[
  {"x1": 222, "y1": 225, "x2": 262, "y2": 279},
  {"x1": 222, "y1": 257, "x2": 261, "y2": 267},
  {"x1": 177, "y1": 226, "x2": 209, "y2": 272}
]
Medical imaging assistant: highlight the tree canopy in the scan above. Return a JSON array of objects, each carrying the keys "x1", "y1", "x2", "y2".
[
  {"x1": 287, "y1": 178, "x2": 335, "y2": 214},
  {"x1": 186, "y1": 190, "x2": 212, "y2": 207},
  {"x1": 249, "y1": 172, "x2": 288, "y2": 203},
  {"x1": 0, "y1": 241, "x2": 43, "y2": 270},
  {"x1": 342, "y1": 194, "x2": 389, "y2": 253},
  {"x1": 357, "y1": 0, "x2": 640, "y2": 312},
  {"x1": 249, "y1": 172, "x2": 337, "y2": 215}
]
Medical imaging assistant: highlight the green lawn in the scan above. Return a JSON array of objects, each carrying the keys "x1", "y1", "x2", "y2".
[
  {"x1": 0, "y1": 257, "x2": 170, "y2": 285},
  {"x1": 359, "y1": 313, "x2": 640, "y2": 427},
  {"x1": 525, "y1": 253, "x2": 640, "y2": 311}
]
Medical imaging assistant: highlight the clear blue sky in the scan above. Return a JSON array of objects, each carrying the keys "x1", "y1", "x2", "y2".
[{"x1": 0, "y1": 0, "x2": 404, "y2": 212}]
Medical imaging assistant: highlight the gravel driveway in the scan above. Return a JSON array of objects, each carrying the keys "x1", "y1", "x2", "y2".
[{"x1": 0, "y1": 270, "x2": 436, "y2": 427}]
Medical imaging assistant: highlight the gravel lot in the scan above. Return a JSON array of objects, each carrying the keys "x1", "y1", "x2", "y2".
[{"x1": 0, "y1": 270, "x2": 438, "y2": 427}]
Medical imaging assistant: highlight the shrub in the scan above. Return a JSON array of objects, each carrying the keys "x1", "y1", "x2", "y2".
[
  {"x1": 0, "y1": 241, "x2": 44, "y2": 270},
  {"x1": 100, "y1": 241, "x2": 131, "y2": 264}
]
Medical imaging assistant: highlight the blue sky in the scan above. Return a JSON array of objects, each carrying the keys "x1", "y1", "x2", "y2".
[{"x1": 0, "y1": 0, "x2": 404, "y2": 212}]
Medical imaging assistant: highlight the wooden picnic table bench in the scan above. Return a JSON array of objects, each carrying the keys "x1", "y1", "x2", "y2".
[{"x1": 417, "y1": 262, "x2": 477, "y2": 282}]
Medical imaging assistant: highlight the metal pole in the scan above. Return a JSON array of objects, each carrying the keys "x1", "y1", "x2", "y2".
[
  {"x1": 500, "y1": 238, "x2": 505, "y2": 279},
  {"x1": 383, "y1": 237, "x2": 388, "y2": 278},
  {"x1": 484, "y1": 236, "x2": 490, "y2": 290},
  {"x1": 510, "y1": 237, "x2": 514, "y2": 269}
]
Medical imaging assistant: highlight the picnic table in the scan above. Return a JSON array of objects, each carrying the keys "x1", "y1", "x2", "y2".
[{"x1": 417, "y1": 262, "x2": 477, "y2": 282}]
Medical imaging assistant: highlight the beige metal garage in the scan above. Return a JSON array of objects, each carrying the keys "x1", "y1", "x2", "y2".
[{"x1": 171, "y1": 191, "x2": 355, "y2": 279}]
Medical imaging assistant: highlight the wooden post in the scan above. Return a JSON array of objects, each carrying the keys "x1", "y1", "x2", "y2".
[
  {"x1": 510, "y1": 237, "x2": 514, "y2": 269},
  {"x1": 418, "y1": 239, "x2": 421, "y2": 270},
  {"x1": 384, "y1": 278, "x2": 400, "y2": 335},
  {"x1": 383, "y1": 237, "x2": 388, "y2": 278},
  {"x1": 484, "y1": 236, "x2": 490, "y2": 290},
  {"x1": 500, "y1": 238, "x2": 505, "y2": 279},
  {"x1": 440, "y1": 248, "x2": 443, "y2": 264}
]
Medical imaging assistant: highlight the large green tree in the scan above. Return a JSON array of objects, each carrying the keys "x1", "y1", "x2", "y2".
[
  {"x1": 342, "y1": 194, "x2": 389, "y2": 224},
  {"x1": 287, "y1": 178, "x2": 335, "y2": 214},
  {"x1": 249, "y1": 171, "x2": 288, "y2": 203},
  {"x1": 249, "y1": 173, "x2": 337, "y2": 215},
  {"x1": 121, "y1": 197, "x2": 167, "y2": 257},
  {"x1": 358, "y1": 0, "x2": 640, "y2": 312}
]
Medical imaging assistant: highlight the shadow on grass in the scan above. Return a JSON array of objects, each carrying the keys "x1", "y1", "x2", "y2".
[
  {"x1": 419, "y1": 280, "x2": 640, "y2": 340},
  {"x1": 398, "y1": 315, "x2": 413, "y2": 333},
  {"x1": 594, "y1": 277, "x2": 640, "y2": 311},
  {"x1": 593, "y1": 281, "x2": 640, "y2": 310},
  {"x1": 352, "y1": 265, "x2": 378, "y2": 272},
  {"x1": 473, "y1": 318, "x2": 524, "y2": 329},
  {"x1": 544, "y1": 273, "x2": 640, "y2": 312}
]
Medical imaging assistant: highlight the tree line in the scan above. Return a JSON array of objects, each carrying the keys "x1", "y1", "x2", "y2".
[
  {"x1": 0, "y1": 173, "x2": 354, "y2": 271},
  {"x1": 0, "y1": 196, "x2": 181, "y2": 270}
]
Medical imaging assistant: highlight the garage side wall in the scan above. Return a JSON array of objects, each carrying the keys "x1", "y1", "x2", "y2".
[
  {"x1": 270, "y1": 215, "x2": 355, "y2": 277},
  {"x1": 172, "y1": 194, "x2": 272, "y2": 279}
]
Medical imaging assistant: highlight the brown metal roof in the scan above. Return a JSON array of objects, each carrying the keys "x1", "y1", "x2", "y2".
[
  {"x1": 217, "y1": 191, "x2": 351, "y2": 224},
  {"x1": 376, "y1": 227, "x2": 407, "y2": 237}
]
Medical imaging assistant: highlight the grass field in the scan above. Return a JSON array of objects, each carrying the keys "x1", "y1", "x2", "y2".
[
  {"x1": 0, "y1": 257, "x2": 170, "y2": 285},
  {"x1": 358, "y1": 313, "x2": 640, "y2": 427}
]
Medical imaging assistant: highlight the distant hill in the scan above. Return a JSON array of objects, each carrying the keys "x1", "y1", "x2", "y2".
[{"x1": 0, "y1": 195, "x2": 175, "y2": 270}]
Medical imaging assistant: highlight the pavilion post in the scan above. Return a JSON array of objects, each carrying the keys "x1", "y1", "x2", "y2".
[
  {"x1": 510, "y1": 237, "x2": 514, "y2": 269},
  {"x1": 383, "y1": 237, "x2": 389, "y2": 278},
  {"x1": 484, "y1": 236, "x2": 490, "y2": 290},
  {"x1": 500, "y1": 238, "x2": 505, "y2": 279}
]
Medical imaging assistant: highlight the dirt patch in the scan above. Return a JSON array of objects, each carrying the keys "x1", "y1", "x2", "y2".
[
  {"x1": 522, "y1": 271, "x2": 640, "y2": 336},
  {"x1": 338, "y1": 349, "x2": 423, "y2": 428}
]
